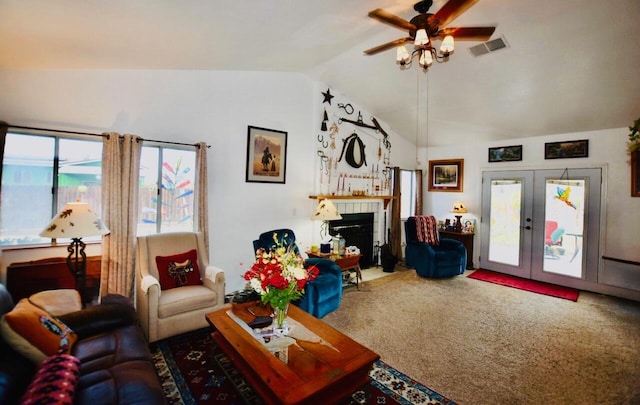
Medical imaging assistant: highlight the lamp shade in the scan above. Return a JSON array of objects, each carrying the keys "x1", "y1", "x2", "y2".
[
  {"x1": 40, "y1": 202, "x2": 110, "y2": 239},
  {"x1": 414, "y1": 28, "x2": 429, "y2": 46},
  {"x1": 311, "y1": 199, "x2": 342, "y2": 221},
  {"x1": 440, "y1": 35, "x2": 455, "y2": 53},
  {"x1": 451, "y1": 201, "x2": 468, "y2": 214},
  {"x1": 396, "y1": 45, "x2": 410, "y2": 63}
]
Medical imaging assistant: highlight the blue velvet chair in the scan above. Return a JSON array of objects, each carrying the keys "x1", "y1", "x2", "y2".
[
  {"x1": 404, "y1": 216, "x2": 467, "y2": 278},
  {"x1": 252, "y1": 229, "x2": 342, "y2": 318}
]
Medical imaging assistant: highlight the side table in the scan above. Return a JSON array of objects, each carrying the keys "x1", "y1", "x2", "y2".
[
  {"x1": 440, "y1": 231, "x2": 475, "y2": 270},
  {"x1": 306, "y1": 251, "x2": 363, "y2": 289}
]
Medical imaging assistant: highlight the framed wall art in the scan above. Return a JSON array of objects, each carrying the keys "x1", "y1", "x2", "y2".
[
  {"x1": 488, "y1": 145, "x2": 522, "y2": 162},
  {"x1": 428, "y1": 159, "x2": 464, "y2": 192},
  {"x1": 544, "y1": 139, "x2": 589, "y2": 159},
  {"x1": 245, "y1": 126, "x2": 288, "y2": 184}
]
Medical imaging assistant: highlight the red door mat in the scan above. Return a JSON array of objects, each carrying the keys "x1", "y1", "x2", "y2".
[{"x1": 468, "y1": 269, "x2": 579, "y2": 301}]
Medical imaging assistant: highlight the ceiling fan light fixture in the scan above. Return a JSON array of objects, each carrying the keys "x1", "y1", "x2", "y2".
[
  {"x1": 440, "y1": 35, "x2": 455, "y2": 54},
  {"x1": 396, "y1": 45, "x2": 411, "y2": 64},
  {"x1": 414, "y1": 28, "x2": 429, "y2": 46},
  {"x1": 419, "y1": 50, "x2": 433, "y2": 68}
]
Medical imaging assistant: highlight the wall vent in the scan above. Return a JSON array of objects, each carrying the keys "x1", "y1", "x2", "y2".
[{"x1": 469, "y1": 36, "x2": 508, "y2": 57}]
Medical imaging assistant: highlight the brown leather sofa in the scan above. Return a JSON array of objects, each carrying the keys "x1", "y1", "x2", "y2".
[{"x1": 0, "y1": 283, "x2": 166, "y2": 405}]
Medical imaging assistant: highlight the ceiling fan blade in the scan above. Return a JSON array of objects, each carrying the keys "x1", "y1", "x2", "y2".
[
  {"x1": 364, "y1": 37, "x2": 413, "y2": 55},
  {"x1": 368, "y1": 8, "x2": 416, "y2": 31},
  {"x1": 436, "y1": 26, "x2": 496, "y2": 41},
  {"x1": 432, "y1": 0, "x2": 480, "y2": 28}
]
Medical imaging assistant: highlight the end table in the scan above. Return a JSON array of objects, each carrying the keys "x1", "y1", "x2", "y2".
[
  {"x1": 439, "y1": 230, "x2": 475, "y2": 270},
  {"x1": 306, "y1": 251, "x2": 363, "y2": 289}
]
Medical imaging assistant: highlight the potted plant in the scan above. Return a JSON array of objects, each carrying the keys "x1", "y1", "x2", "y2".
[{"x1": 628, "y1": 118, "x2": 640, "y2": 154}]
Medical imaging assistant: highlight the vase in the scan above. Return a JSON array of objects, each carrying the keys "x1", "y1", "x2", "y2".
[{"x1": 273, "y1": 302, "x2": 290, "y2": 335}]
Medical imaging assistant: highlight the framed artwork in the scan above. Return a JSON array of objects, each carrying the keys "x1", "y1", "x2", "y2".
[
  {"x1": 461, "y1": 218, "x2": 476, "y2": 234},
  {"x1": 544, "y1": 139, "x2": 589, "y2": 159},
  {"x1": 632, "y1": 150, "x2": 640, "y2": 197},
  {"x1": 428, "y1": 159, "x2": 464, "y2": 192},
  {"x1": 245, "y1": 126, "x2": 288, "y2": 184},
  {"x1": 488, "y1": 145, "x2": 522, "y2": 162}
]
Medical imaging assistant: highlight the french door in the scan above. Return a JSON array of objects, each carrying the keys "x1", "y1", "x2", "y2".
[{"x1": 480, "y1": 168, "x2": 601, "y2": 289}]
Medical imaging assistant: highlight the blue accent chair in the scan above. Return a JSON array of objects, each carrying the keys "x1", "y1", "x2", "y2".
[
  {"x1": 404, "y1": 217, "x2": 467, "y2": 278},
  {"x1": 252, "y1": 229, "x2": 342, "y2": 318}
]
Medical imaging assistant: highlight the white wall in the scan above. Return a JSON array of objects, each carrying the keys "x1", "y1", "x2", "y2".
[
  {"x1": 0, "y1": 69, "x2": 415, "y2": 292},
  {"x1": 421, "y1": 127, "x2": 640, "y2": 299}
]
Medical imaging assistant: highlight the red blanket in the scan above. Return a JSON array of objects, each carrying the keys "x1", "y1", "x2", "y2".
[{"x1": 414, "y1": 215, "x2": 439, "y2": 245}]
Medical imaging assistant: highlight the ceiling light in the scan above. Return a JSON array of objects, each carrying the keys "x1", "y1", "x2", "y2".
[
  {"x1": 414, "y1": 29, "x2": 429, "y2": 46},
  {"x1": 396, "y1": 45, "x2": 411, "y2": 64},
  {"x1": 440, "y1": 35, "x2": 455, "y2": 54},
  {"x1": 396, "y1": 35, "x2": 456, "y2": 71},
  {"x1": 419, "y1": 50, "x2": 433, "y2": 68}
]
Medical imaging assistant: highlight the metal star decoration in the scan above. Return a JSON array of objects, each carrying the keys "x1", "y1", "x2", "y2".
[{"x1": 322, "y1": 88, "x2": 334, "y2": 105}]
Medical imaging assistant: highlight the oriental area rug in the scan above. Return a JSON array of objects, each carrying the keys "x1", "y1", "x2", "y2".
[
  {"x1": 468, "y1": 269, "x2": 580, "y2": 301},
  {"x1": 150, "y1": 327, "x2": 455, "y2": 405}
]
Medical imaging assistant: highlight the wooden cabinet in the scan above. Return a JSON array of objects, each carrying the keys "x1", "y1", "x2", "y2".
[
  {"x1": 440, "y1": 231, "x2": 475, "y2": 270},
  {"x1": 6, "y1": 256, "x2": 101, "y2": 303}
]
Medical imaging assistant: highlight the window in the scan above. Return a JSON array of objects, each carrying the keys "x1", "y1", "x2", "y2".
[
  {"x1": 1, "y1": 132, "x2": 103, "y2": 246},
  {"x1": 137, "y1": 145, "x2": 196, "y2": 236},
  {"x1": 400, "y1": 169, "x2": 417, "y2": 219},
  {"x1": 1, "y1": 131, "x2": 198, "y2": 246}
]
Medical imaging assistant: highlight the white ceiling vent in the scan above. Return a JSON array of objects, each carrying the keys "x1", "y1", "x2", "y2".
[{"x1": 469, "y1": 36, "x2": 508, "y2": 57}]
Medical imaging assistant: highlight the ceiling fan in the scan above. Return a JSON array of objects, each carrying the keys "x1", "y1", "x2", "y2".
[{"x1": 364, "y1": 0, "x2": 496, "y2": 69}]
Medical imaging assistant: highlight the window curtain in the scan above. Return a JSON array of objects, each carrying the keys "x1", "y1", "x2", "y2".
[
  {"x1": 390, "y1": 167, "x2": 403, "y2": 262},
  {"x1": 415, "y1": 169, "x2": 423, "y2": 215},
  {"x1": 195, "y1": 142, "x2": 209, "y2": 249},
  {"x1": 0, "y1": 122, "x2": 7, "y2": 191},
  {"x1": 100, "y1": 133, "x2": 141, "y2": 299}
]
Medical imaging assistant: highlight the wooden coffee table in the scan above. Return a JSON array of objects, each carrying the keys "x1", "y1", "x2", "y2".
[{"x1": 206, "y1": 302, "x2": 379, "y2": 405}]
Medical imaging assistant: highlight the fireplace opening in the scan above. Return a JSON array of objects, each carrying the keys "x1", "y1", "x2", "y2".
[{"x1": 329, "y1": 213, "x2": 374, "y2": 269}]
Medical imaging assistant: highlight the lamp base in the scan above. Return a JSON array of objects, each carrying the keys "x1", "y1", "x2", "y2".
[
  {"x1": 67, "y1": 238, "x2": 89, "y2": 307},
  {"x1": 454, "y1": 215, "x2": 463, "y2": 232}
]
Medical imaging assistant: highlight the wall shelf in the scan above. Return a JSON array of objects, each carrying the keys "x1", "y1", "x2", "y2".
[{"x1": 309, "y1": 195, "x2": 396, "y2": 209}]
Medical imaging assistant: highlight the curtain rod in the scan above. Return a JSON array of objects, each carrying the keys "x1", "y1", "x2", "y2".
[{"x1": 7, "y1": 124, "x2": 211, "y2": 149}]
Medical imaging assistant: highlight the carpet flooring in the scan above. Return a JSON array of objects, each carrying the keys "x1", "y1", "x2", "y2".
[
  {"x1": 323, "y1": 266, "x2": 640, "y2": 404},
  {"x1": 150, "y1": 327, "x2": 455, "y2": 404},
  {"x1": 467, "y1": 269, "x2": 580, "y2": 301}
]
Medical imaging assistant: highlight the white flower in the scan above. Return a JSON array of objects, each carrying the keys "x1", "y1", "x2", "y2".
[
  {"x1": 249, "y1": 278, "x2": 265, "y2": 295},
  {"x1": 291, "y1": 266, "x2": 307, "y2": 280}
]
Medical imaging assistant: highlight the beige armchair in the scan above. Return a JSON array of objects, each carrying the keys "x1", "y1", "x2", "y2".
[{"x1": 135, "y1": 232, "x2": 225, "y2": 342}]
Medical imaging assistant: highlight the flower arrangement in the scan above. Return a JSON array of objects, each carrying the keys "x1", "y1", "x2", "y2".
[{"x1": 243, "y1": 233, "x2": 319, "y2": 322}]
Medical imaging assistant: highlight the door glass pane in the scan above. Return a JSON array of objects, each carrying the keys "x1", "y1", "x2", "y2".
[
  {"x1": 1, "y1": 134, "x2": 54, "y2": 245},
  {"x1": 543, "y1": 179, "x2": 585, "y2": 277},
  {"x1": 488, "y1": 180, "x2": 522, "y2": 266}
]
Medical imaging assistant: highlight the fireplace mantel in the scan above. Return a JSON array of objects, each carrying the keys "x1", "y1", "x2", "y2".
[{"x1": 309, "y1": 195, "x2": 396, "y2": 209}]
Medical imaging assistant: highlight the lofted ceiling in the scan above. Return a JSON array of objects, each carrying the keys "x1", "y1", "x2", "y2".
[{"x1": 0, "y1": 0, "x2": 638, "y2": 147}]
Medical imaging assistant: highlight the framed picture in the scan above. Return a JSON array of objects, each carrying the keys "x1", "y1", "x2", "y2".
[
  {"x1": 245, "y1": 126, "x2": 288, "y2": 184},
  {"x1": 544, "y1": 139, "x2": 589, "y2": 159},
  {"x1": 461, "y1": 218, "x2": 476, "y2": 234},
  {"x1": 428, "y1": 159, "x2": 464, "y2": 192},
  {"x1": 488, "y1": 145, "x2": 522, "y2": 162},
  {"x1": 632, "y1": 150, "x2": 640, "y2": 197}
]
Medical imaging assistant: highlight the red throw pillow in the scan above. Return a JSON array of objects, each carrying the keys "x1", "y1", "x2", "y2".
[{"x1": 155, "y1": 249, "x2": 203, "y2": 290}]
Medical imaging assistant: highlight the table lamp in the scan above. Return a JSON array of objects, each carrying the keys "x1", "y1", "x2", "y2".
[
  {"x1": 40, "y1": 201, "x2": 110, "y2": 305},
  {"x1": 311, "y1": 199, "x2": 342, "y2": 242},
  {"x1": 451, "y1": 201, "x2": 468, "y2": 232}
]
